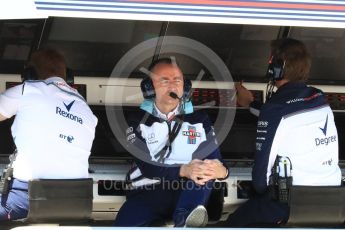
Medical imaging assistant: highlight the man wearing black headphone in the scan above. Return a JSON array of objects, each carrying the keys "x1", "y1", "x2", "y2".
[
  {"x1": 0, "y1": 48, "x2": 97, "y2": 221},
  {"x1": 115, "y1": 58, "x2": 229, "y2": 227},
  {"x1": 226, "y1": 38, "x2": 341, "y2": 226}
]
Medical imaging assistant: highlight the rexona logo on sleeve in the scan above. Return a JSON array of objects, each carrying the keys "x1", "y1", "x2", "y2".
[
  {"x1": 56, "y1": 100, "x2": 83, "y2": 124},
  {"x1": 315, "y1": 115, "x2": 337, "y2": 146}
]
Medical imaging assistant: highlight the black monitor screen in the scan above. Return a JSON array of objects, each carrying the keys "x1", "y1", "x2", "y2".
[
  {"x1": 40, "y1": 17, "x2": 163, "y2": 77},
  {"x1": 40, "y1": 18, "x2": 281, "y2": 81},
  {"x1": 289, "y1": 27, "x2": 345, "y2": 84},
  {"x1": 164, "y1": 22, "x2": 280, "y2": 82},
  {"x1": 0, "y1": 19, "x2": 45, "y2": 74},
  {"x1": 90, "y1": 105, "x2": 132, "y2": 159}
]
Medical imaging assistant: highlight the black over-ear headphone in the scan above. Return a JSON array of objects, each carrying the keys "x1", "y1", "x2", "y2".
[
  {"x1": 266, "y1": 39, "x2": 290, "y2": 82},
  {"x1": 140, "y1": 77, "x2": 192, "y2": 100},
  {"x1": 266, "y1": 55, "x2": 285, "y2": 81},
  {"x1": 21, "y1": 66, "x2": 75, "y2": 85}
]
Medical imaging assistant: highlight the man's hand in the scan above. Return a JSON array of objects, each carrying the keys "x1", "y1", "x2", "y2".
[
  {"x1": 196, "y1": 159, "x2": 228, "y2": 184},
  {"x1": 235, "y1": 82, "x2": 254, "y2": 107},
  {"x1": 180, "y1": 159, "x2": 228, "y2": 185},
  {"x1": 180, "y1": 159, "x2": 208, "y2": 185}
]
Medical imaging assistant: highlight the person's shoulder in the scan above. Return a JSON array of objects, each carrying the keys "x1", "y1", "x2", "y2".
[
  {"x1": 262, "y1": 84, "x2": 327, "y2": 118},
  {"x1": 264, "y1": 83, "x2": 305, "y2": 107},
  {"x1": 260, "y1": 95, "x2": 286, "y2": 118},
  {"x1": 4, "y1": 83, "x2": 26, "y2": 92},
  {"x1": 127, "y1": 108, "x2": 156, "y2": 125},
  {"x1": 0, "y1": 83, "x2": 25, "y2": 102},
  {"x1": 128, "y1": 107, "x2": 146, "y2": 118},
  {"x1": 307, "y1": 85, "x2": 324, "y2": 94}
]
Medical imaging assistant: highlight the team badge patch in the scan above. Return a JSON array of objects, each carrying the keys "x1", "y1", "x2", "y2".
[
  {"x1": 182, "y1": 126, "x2": 201, "y2": 144},
  {"x1": 126, "y1": 126, "x2": 136, "y2": 143}
]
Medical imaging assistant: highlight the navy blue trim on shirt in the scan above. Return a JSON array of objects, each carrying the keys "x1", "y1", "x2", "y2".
[{"x1": 252, "y1": 82, "x2": 329, "y2": 194}]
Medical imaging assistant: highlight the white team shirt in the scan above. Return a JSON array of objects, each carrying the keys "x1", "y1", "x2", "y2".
[
  {"x1": 267, "y1": 106, "x2": 341, "y2": 186},
  {"x1": 140, "y1": 104, "x2": 207, "y2": 165},
  {"x1": 0, "y1": 77, "x2": 98, "y2": 181}
]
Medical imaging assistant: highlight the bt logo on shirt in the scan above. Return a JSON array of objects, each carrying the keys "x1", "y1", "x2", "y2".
[{"x1": 59, "y1": 134, "x2": 74, "y2": 143}]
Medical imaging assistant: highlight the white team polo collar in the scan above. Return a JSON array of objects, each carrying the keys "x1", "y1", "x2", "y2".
[
  {"x1": 44, "y1": 76, "x2": 66, "y2": 84},
  {"x1": 153, "y1": 103, "x2": 180, "y2": 121},
  {"x1": 44, "y1": 76, "x2": 78, "y2": 95}
]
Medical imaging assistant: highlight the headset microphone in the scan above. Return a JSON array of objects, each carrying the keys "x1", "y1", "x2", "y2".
[
  {"x1": 169, "y1": 92, "x2": 182, "y2": 100},
  {"x1": 169, "y1": 92, "x2": 187, "y2": 114}
]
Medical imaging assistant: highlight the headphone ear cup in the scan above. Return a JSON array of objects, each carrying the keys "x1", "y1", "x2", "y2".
[
  {"x1": 66, "y1": 67, "x2": 74, "y2": 85},
  {"x1": 21, "y1": 67, "x2": 38, "y2": 82},
  {"x1": 267, "y1": 56, "x2": 285, "y2": 81},
  {"x1": 183, "y1": 79, "x2": 192, "y2": 101},
  {"x1": 140, "y1": 77, "x2": 155, "y2": 99}
]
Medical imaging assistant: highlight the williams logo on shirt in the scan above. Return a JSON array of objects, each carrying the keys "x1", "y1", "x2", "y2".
[
  {"x1": 183, "y1": 126, "x2": 201, "y2": 144},
  {"x1": 315, "y1": 115, "x2": 337, "y2": 146},
  {"x1": 56, "y1": 100, "x2": 83, "y2": 124}
]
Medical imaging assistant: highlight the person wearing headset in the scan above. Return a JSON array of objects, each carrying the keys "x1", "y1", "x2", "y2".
[
  {"x1": 114, "y1": 57, "x2": 229, "y2": 227},
  {"x1": 225, "y1": 38, "x2": 341, "y2": 226},
  {"x1": 0, "y1": 48, "x2": 97, "y2": 221}
]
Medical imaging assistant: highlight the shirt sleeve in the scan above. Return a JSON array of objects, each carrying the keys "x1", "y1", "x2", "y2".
[
  {"x1": 252, "y1": 104, "x2": 282, "y2": 194},
  {"x1": 0, "y1": 84, "x2": 24, "y2": 118}
]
